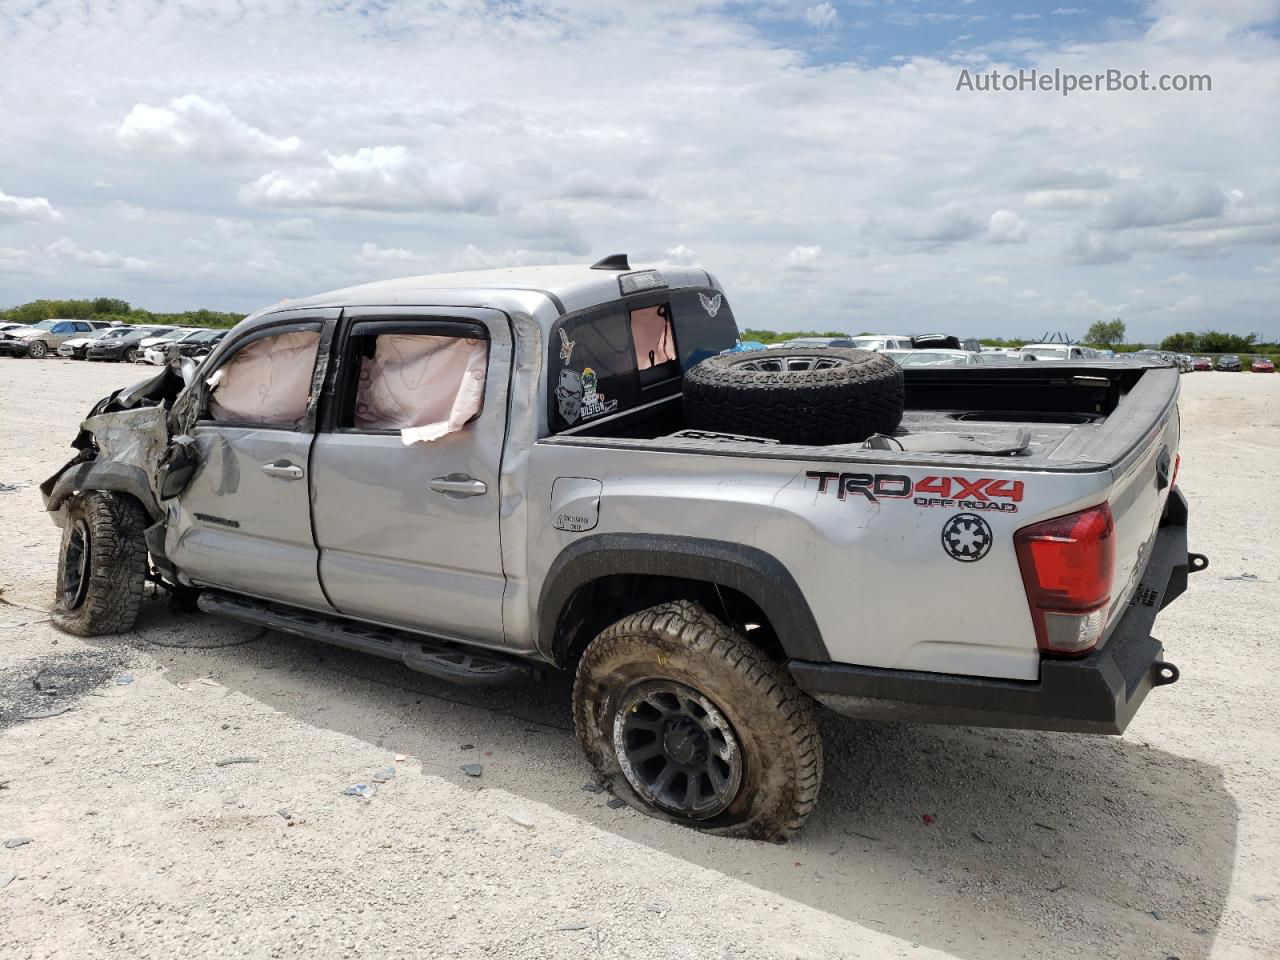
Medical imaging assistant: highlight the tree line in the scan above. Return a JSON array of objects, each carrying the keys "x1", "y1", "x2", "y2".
[{"x1": 0, "y1": 298, "x2": 245, "y2": 329}]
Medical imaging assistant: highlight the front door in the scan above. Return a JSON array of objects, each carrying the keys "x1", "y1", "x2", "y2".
[
  {"x1": 165, "y1": 314, "x2": 335, "y2": 611},
  {"x1": 308, "y1": 307, "x2": 510, "y2": 646}
]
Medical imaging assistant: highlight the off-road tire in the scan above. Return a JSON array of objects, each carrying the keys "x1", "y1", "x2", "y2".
[
  {"x1": 573, "y1": 600, "x2": 823, "y2": 841},
  {"x1": 51, "y1": 492, "x2": 149, "y2": 636},
  {"x1": 26, "y1": 340, "x2": 48, "y2": 359},
  {"x1": 683, "y1": 347, "x2": 904, "y2": 444}
]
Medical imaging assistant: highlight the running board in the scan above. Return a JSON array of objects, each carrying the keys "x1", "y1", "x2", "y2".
[{"x1": 196, "y1": 591, "x2": 539, "y2": 686}]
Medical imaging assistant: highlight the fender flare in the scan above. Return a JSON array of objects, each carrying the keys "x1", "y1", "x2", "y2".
[
  {"x1": 537, "y1": 533, "x2": 829, "y2": 663},
  {"x1": 43, "y1": 461, "x2": 164, "y2": 523}
]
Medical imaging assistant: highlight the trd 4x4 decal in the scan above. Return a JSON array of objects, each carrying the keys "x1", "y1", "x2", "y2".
[{"x1": 807, "y1": 471, "x2": 1024, "y2": 513}]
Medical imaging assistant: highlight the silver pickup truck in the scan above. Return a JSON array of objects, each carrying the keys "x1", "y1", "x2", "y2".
[{"x1": 41, "y1": 259, "x2": 1203, "y2": 840}]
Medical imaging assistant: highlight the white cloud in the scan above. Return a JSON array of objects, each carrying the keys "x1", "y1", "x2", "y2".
[
  {"x1": 1064, "y1": 231, "x2": 1131, "y2": 265},
  {"x1": 0, "y1": 0, "x2": 1275, "y2": 339},
  {"x1": 45, "y1": 237, "x2": 148, "y2": 271},
  {"x1": 1170, "y1": 293, "x2": 1205, "y2": 312},
  {"x1": 665, "y1": 244, "x2": 699, "y2": 265},
  {"x1": 804, "y1": 3, "x2": 840, "y2": 30},
  {"x1": 782, "y1": 245, "x2": 822, "y2": 270},
  {"x1": 0, "y1": 189, "x2": 63, "y2": 223},
  {"x1": 980, "y1": 274, "x2": 1009, "y2": 285},
  {"x1": 988, "y1": 210, "x2": 1028, "y2": 244},
  {"x1": 266, "y1": 217, "x2": 318, "y2": 241},
  {"x1": 116, "y1": 94, "x2": 301, "y2": 162},
  {"x1": 240, "y1": 145, "x2": 499, "y2": 214}
]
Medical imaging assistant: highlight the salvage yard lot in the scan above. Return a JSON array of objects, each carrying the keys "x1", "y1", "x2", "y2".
[{"x1": 1, "y1": 358, "x2": 1278, "y2": 960}]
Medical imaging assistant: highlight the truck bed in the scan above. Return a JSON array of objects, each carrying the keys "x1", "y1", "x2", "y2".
[{"x1": 546, "y1": 362, "x2": 1177, "y2": 474}]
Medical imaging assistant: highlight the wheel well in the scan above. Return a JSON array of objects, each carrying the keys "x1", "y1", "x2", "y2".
[{"x1": 552, "y1": 574, "x2": 783, "y2": 669}]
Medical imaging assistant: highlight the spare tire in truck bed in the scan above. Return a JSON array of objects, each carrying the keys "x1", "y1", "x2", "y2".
[{"x1": 682, "y1": 348, "x2": 904, "y2": 445}]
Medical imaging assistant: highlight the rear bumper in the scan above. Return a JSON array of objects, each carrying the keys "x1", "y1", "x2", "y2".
[{"x1": 790, "y1": 488, "x2": 1200, "y2": 735}]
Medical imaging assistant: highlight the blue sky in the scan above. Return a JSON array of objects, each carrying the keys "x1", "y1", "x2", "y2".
[{"x1": 1, "y1": 0, "x2": 1278, "y2": 341}]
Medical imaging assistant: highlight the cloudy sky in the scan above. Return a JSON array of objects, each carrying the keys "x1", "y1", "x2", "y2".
[{"x1": 1, "y1": 0, "x2": 1278, "y2": 340}]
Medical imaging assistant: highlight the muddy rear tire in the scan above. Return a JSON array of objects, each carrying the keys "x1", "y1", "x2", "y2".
[
  {"x1": 573, "y1": 600, "x2": 823, "y2": 841},
  {"x1": 52, "y1": 492, "x2": 149, "y2": 636}
]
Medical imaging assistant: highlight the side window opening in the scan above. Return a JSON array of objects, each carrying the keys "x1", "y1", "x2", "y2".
[
  {"x1": 207, "y1": 329, "x2": 321, "y2": 427},
  {"x1": 339, "y1": 330, "x2": 488, "y2": 444},
  {"x1": 630, "y1": 304, "x2": 678, "y2": 388}
]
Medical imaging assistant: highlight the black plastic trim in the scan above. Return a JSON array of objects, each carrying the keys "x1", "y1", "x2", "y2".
[
  {"x1": 43, "y1": 461, "x2": 164, "y2": 522},
  {"x1": 537, "y1": 533, "x2": 828, "y2": 662}
]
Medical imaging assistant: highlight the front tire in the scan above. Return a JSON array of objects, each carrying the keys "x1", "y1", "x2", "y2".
[
  {"x1": 52, "y1": 492, "x2": 149, "y2": 636},
  {"x1": 573, "y1": 600, "x2": 823, "y2": 841},
  {"x1": 27, "y1": 340, "x2": 48, "y2": 359}
]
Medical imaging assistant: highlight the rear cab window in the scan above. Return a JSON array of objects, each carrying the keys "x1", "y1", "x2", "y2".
[{"x1": 548, "y1": 280, "x2": 739, "y2": 432}]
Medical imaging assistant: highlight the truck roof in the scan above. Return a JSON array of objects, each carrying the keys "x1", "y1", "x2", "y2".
[{"x1": 244, "y1": 262, "x2": 717, "y2": 335}]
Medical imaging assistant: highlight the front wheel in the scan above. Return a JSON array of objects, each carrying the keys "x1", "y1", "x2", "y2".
[
  {"x1": 573, "y1": 601, "x2": 823, "y2": 841},
  {"x1": 52, "y1": 492, "x2": 149, "y2": 636},
  {"x1": 27, "y1": 340, "x2": 48, "y2": 359}
]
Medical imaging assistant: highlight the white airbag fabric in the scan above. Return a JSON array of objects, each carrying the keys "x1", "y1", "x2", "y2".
[
  {"x1": 354, "y1": 335, "x2": 488, "y2": 444},
  {"x1": 208, "y1": 330, "x2": 320, "y2": 426}
]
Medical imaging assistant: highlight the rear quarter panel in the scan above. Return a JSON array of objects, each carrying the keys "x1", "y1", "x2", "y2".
[{"x1": 525, "y1": 443, "x2": 1120, "y2": 681}]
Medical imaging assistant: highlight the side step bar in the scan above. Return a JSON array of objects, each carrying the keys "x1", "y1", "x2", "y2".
[{"x1": 196, "y1": 591, "x2": 540, "y2": 687}]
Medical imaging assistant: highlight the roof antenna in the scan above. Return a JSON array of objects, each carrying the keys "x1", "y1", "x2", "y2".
[{"x1": 590, "y1": 253, "x2": 630, "y2": 271}]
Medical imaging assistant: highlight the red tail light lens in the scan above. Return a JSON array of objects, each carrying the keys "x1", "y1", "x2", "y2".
[{"x1": 1014, "y1": 503, "x2": 1115, "y2": 655}]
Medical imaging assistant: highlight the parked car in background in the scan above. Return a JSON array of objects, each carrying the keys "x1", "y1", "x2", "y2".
[
  {"x1": 86, "y1": 325, "x2": 174, "y2": 362},
  {"x1": 846, "y1": 334, "x2": 913, "y2": 352},
  {"x1": 0, "y1": 322, "x2": 32, "y2": 333},
  {"x1": 1019, "y1": 343, "x2": 1092, "y2": 361},
  {"x1": 1217, "y1": 355, "x2": 1242, "y2": 371},
  {"x1": 0, "y1": 318, "x2": 116, "y2": 358},
  {"x1": 772, "y1": 336, "x2": 855, "y2": 348},
  {"x1": 882, "y1": 349, "x2": 985, "y2": 366},
  {"x1": 141, "y1": 328, "x2": 207, "y2": 365},
  {"x1": 58, "y1": 326, "x2": 134, "y2": 359},
  {"x1": 145, "y1": 328, "x2": 226, "y2": 364},
  {"x1": 1252, "y1": 357, "x2": 1275, "y2": 373},
  {"x1": 1193, "y1": 356, "x2": 1212, "y2": 371}
]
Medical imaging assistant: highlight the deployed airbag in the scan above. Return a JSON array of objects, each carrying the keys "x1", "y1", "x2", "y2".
[
  {"x1": 208, "y1": 330, "x2": 320, "y2": 426},
  {"x1": 354, "y1": 334, "x2": 488, "y2": 444}
]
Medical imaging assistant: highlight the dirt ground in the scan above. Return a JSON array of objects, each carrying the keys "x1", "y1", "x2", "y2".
[{"x1": 1, "y1": 357, "x2": 1277, "y2": 960}]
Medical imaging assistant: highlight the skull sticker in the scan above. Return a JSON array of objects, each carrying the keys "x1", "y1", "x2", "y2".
[{"x1": 555, "y1": 368, "x2": 584, "y2": 424}]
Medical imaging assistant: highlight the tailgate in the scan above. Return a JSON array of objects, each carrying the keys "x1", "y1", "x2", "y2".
[{"x1": 1099, "y1": 372, "x2": 1181, "y2": 642}]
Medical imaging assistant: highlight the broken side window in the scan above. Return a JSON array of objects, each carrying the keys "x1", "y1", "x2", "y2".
[
  {"x1": 343, "y1": 332, "x2": 488, "y2": 445},
  {"x1": 206, "y1": 329, "x2": 321, "y2": 427}
]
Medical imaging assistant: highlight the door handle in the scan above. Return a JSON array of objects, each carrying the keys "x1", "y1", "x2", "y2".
[
  {"x1": 429, "y1": 474, "x2": 487, "y2": 498},
  {"x1": 262, "y1": 460, "x2": 305, "y2": 481}
]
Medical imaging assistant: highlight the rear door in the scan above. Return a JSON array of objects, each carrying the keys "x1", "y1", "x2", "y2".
[
  {"x1": 308, "y1": 307, "x2": 511, "y2": 645},
  {"x1": 165, "y1": 313, "x2": 336, "y2": 610}
]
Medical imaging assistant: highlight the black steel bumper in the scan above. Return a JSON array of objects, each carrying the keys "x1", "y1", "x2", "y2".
[{"x1": 790, "y1": 488, "x2": 1203, "y2": 735}]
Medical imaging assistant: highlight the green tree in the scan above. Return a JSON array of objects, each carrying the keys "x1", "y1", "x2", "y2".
[
  {"x1": 1160, "y1": 331, "x2": 1198, "y2": 352},
  {"x1": 1084, "y1": 318, "x2": 1126, "y2": 347}
]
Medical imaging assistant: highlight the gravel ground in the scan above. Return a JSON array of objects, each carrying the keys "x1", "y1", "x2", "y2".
[{"x1": 1, "y1": 357, "x2": 1277, "y2": 960}]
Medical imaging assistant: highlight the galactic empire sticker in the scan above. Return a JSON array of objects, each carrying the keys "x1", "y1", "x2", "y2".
[
  {"x1": 806, "y1": 470, "x2": 1024, "y2": 513},
  {"x1": 554, "y1": 366, "x2": 617, "y2": 424},
  {"x1": 941, "y1": 513, "x2": 994, "y2": 563}
]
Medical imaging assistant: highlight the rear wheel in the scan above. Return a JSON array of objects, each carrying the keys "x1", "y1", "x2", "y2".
[
  {"x1": 52, "y1": 492, "x2": 149, "y2": 636},
  {"x1": 124, "y1": 347, "x2": 140, "y2": 363},
  {"x1": 573, "y1": 600, "x2": 823, "y2": 840},
  {"x1": 27, "y1": 340, "x2": 48, "y2": 359}
]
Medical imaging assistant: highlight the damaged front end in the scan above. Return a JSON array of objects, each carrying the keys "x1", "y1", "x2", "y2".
[{"x1": 40, "y1": 362, "x2": 201, "y2": 580}]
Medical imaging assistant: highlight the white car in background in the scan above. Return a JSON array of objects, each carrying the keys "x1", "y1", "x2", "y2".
[
  {"x1": 138, "y1": 328, "x2": 202, "y2": 363},
  {"x1": 882, "y1": 349, "x2": 986, "y2": 366},
  {"x1": 846, "y1": 334, "x2": 913, "y2": 351},
  {"x1": 141, "y1": 328, "x2": 218, "y2": 364},
  {"x1": 1019, "y1": 343, "x2": 1091, "y2": 361}
]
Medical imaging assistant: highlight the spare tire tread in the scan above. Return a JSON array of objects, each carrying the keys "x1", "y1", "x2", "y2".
[{"x1": 683, "y1": 348, "x2": 904, "y2": 445}]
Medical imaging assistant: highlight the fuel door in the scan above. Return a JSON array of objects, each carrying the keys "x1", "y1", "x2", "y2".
[{"x1": 551, "y1": 477, "x2": 602, "y2": 532}]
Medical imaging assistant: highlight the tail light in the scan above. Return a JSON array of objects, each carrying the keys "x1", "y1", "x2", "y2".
[{"x1": 1014, "y1": 503, "x2": 1115, "y2": 655}]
